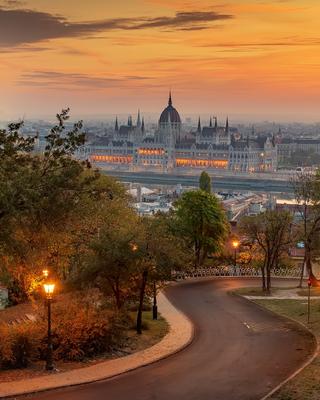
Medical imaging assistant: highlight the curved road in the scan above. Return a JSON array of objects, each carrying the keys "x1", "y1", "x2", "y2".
[{"x1": 28, "y1": 278, "x2": 313, "y2": 400}]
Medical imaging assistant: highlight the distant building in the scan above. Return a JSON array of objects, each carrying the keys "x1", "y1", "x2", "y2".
[{"x1": 81, "y1": 93, "x2": 278, "y2": 172}]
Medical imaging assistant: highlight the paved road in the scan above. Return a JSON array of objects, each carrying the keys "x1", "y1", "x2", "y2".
[
  {"x1": 28, "y1": 278, "x2": 313, "y2": 400},
  {"x1": 103, "y1": 171, "x2": 293, "y2": 193}
]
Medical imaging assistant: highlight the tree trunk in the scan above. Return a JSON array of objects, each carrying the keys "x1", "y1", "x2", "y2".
[
  {"x1": 195, "y1": 245, "x2": 201, "y2": 269},
  {"x1": 298, "y1": 252, "x2": 306, "y2": 288},
  {"x1": 136, "y1": 269, "x2": 148, "y2": 334},
  {"x1": 266, "y1": 263, "x2": 271, "y2": 294},
  {"x1": 261, "y1": 265, "x2": 266, "y2": 291}
]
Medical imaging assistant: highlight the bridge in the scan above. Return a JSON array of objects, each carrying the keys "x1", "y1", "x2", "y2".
[{"x1": 102, "y1": 170, "x2": 293, "y2": 193}]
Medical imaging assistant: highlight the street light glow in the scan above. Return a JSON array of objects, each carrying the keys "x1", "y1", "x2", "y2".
[
  {"x1": 44, "y1": 283, "x2": 55, "y2": 299},
  {"x1": 232, "y1": 240, "x2": 239, "y2": 249}
]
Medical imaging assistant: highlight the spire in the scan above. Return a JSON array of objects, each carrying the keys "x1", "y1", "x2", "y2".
[
  {"x1": 168, "y1": 91, "x2": 172, "y2": 107},
  {"x1": 214, "y1": 117, "x2": 218, "y2": 130},
  {"x1": 115, "y1": 116, "x2": 119, "y2": 132},
  {"x1": 127, "y1": 116, "x2": 130, "y2": 126},
  {"x1": 209, "y1": 117, "x2": 212, "y2": 127},
  {"x1": 226, "y1": 116, "x2": 229, "y2": 133},
  {"x1": 128, "y1": 115, "x2": 133, "y2": 127},
  {"x1": 137, "y1": 110, "x2": 141, "y2": 128},
  {"x1": 197, "y1": 117, "x2": 201, "y2": 133},
  {"x1": 251, "y1": 125, "x2": 255, "y2": 136},
  {"x1": 141, "y1": 117, "x2": 145, "y2": 133}
]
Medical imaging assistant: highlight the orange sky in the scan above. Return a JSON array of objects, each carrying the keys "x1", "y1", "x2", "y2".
[{"x1": 0, "y1": 0, "x2": 319, "y2": 121}]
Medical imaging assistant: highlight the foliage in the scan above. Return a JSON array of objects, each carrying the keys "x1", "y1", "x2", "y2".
[
  {"x1": 0, "y1": 322, "x2": 41, "y2": 369},
  {"x1": 0, "y1": 294, "x2": 130, "y2": 368},
  {"x1": 0, "y1": 110, "x2": 128, "y2": 303},
  {"x1": 239, "y1": 210, "x2": 294, "y2": 292},
  {"x1": 199, "y1": 171, "x2": 211, "y2": 193},
  {"x1": 291, "y1": 171, "x2": 320, "y2": 285},
  {"x1": 173, "y1": 190, "x2": 229, "y2": 268}
]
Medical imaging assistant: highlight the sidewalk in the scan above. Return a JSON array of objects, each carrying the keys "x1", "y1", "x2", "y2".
[
  {"x1": 244, "y1": 287, "x2": 320, "y2": 300},
  {"x1": 0, "y1": 292, "x2": 193, "y2": 398}
]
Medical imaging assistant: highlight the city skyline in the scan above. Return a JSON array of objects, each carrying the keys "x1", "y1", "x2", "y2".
[{"x1": 1, "y1": 0, "x2": 320, "y2": 121}]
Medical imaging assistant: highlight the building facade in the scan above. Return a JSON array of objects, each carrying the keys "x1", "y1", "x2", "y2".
[{"x1": 82, "y1": 94, "x2": 277, "y2": 173}]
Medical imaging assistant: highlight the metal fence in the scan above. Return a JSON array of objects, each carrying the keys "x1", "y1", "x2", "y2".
[{"x1": 174, "y1": 265, "x2": 301, "y2": 279}]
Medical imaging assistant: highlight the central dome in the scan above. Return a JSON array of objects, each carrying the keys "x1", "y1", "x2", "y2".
[{"x1": 159, "y1": 93, "x2": 181, "y2": 124}]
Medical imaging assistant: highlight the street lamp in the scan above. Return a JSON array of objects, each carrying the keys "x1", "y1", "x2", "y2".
[
  {"x1": 43, "y1": 282, "x2": 55, "y2": 371},
  {"x1": 42, "y1": 269, "x2": 49, "y2": 278},
  {"x1": 232, "y1": 240, "x2": 239, "y2": 267},
  {"x1": 153, "y1": 281, "x2": 158, "y2": 320}
]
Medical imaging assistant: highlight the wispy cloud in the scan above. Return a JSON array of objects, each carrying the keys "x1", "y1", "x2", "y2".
[
  {"x1": 17, "y1": 70, "x2": 154, "y2": 89},
  {"x1": 0, "y1": 8, "x2": 233, "y2": 48}
]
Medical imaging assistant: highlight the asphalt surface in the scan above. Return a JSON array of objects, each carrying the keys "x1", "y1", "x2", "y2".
[
  {"x1": 27, "y1": 278, "x2": 313, "y2": 400},
  {"x1": 103, "y1": 171, "x2": 292, "y2": 193}
]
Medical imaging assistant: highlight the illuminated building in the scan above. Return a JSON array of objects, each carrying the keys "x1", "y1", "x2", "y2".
[{"x1": 82, "y1": 93, "x2": 277, "y2": 173}]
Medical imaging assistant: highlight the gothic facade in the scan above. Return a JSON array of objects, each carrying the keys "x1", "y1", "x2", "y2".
[{"x1": 82, "y1": 94, "x2": 277, "y2": 173}]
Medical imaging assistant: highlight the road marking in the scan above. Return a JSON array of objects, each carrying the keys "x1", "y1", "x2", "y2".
[{"x1": 243, "y1": 322, "x2": 251, "y2": 329}]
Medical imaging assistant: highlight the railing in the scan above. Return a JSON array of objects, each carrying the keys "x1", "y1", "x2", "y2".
[{"x1": 174, "y1": 265, "x2": 301, "y2": 279}]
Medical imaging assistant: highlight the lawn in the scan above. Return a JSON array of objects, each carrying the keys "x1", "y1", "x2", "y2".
[
  {"x1": 252, "y1": 298, "x2": 320, "y2": 400},
  {"x1": 231, "y1": 286, "x2": 298, "y2": 297}
]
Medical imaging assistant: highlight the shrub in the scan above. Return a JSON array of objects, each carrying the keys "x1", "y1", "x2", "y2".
[
  {"x1": 0, "y1": 322, "x2": 41, "y2": 369},
  {"x1": 0, "y1": 294, "x2": 131, "y2": 368}
]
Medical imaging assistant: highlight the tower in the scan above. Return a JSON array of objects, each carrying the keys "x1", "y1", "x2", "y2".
[
  {"x1": 197, "y1": 117, "x2": 202, "y2": 133},
  {"x1": 137, "y1": 110, "x2": 141, "y2": 128}
]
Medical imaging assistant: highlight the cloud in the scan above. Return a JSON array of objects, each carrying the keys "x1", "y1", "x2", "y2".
[
  {"x1": 0, "y1": 0, "x2": 27, "y2": 7},
  {"x1": 17, "y1": 70, "x2": 154, "y2": 89},
  {"x1": 0, "y1": 8, "x2": 233, "y2": 48}
]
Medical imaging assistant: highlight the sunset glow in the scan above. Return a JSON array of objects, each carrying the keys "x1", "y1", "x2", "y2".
[{"x1": 0, "y1": 0, "x2": 319, "y2": 120}]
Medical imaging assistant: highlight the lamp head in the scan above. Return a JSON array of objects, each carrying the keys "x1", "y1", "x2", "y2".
[
  {"x1": 42, "y1": 269, "x2": 49, "y2": 278},
  {"x1": 232, "y1": 240, "x2": 239, "y2": 249},
  {"x1": 43, "y1": 282, "x2": 55, "y2": 299}
]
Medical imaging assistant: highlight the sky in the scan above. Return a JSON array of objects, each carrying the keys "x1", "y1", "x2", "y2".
[{"x1": 0, "y1": 0, "x2": 320, "y2": 122}]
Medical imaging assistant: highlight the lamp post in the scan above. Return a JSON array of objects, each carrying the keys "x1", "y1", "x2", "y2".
[
  {"x1": 43, "y1": 282, "x2": 55, "y2": 371},
  {"x1": 232, "y1": 240, "x2": 239, "y2": 267},
  {"x1": 307, "y1": 277, "x2": 311, "y2": 324},
  {"x1": 153, "y1": 281, "x2": 158, "y2": 320}
]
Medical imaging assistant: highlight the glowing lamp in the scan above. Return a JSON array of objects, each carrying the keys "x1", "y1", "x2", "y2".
[
  {"x1": 43, "y1": 283, "x2": 55, "y2": 299},
  {"x1": 42, "y1": 269, "x2": 49, "y2": 278},
  {"x1": 232, "y1": 240, "x2": 239, "y2": 249}
]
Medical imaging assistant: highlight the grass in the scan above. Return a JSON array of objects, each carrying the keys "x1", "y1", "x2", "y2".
[
  {"x1": 126, "y1": 311, "x2": 169, "y2": 353},
  {"x1": 232, "y1": 287, "x2": 271, "y2": 296},
  {"x1": 231, "y1": 286, "x2": 298, "y2": 297},
  {"x1": 297, "y1": 288, "x2": 320, "y2": 297},
  {"x1": 250, "y1": 298, "x2": 320, "y2": 400}
]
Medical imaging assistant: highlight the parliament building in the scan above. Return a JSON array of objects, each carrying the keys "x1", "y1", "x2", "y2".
[{"x1": 82, "y1": 94, "x2": 277, "y2": 173}]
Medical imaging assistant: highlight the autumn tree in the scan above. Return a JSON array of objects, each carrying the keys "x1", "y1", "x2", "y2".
[
  {"x1": 0, "y1": 109, "x2": 110, "y2": 302},
  {"x1": 239, "y1": 210, "x2": 294, "y2": 292},
  {"x1": 291, "y1": 171, "x2": 320, "y2": 286}
]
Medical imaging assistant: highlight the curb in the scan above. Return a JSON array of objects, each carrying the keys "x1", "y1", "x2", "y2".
[
  {"x1": 232, "y1": 292, "x2": 319, "y2": 400},
  {"x1": 0, "y1": 291, "x2": 194, "y2": 398}
]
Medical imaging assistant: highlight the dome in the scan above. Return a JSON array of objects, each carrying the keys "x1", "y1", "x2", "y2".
[{"x1": 159, "y1": 93, "x2": 181, "y2": 124}]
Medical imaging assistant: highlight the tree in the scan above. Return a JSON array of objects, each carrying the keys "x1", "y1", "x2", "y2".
[
  {"x1": 135, "y1": 214, "x2": 189, "y2": 334},
  {"x1": 0, "y1": 109, "x2": 110, "y2": 302},
  {"x1": 239, "y1": 210, "x2": 294, "y2": 292},
  {"x1": 199, "y1": 171, "x2": 211, "y2": 193},
  {"x1": 291, "y1": 171, "x2": 320, "y2": 286},
  {"x1": 173, "y1": 190, "x2": 228, "y2": 268},
  {"x1": 79, "y1": 204, "x2": 141, "y2": 310}
]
